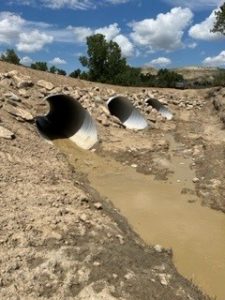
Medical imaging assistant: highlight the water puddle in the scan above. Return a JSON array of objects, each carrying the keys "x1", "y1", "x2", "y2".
[{"x1": 55, "y1": 137, "x2": 225, "y2": 300}]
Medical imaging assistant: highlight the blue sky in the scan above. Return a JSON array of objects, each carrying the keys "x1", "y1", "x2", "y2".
[{"x1": 0, "y1": 0, "x2": 224, "y2": 73}]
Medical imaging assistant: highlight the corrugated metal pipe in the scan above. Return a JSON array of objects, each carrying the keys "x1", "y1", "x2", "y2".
[
  {"x1": 36, "y1": 94, "x2": 98, "y2": 149},
  {"x1": 145, "y1": 98, "x2": 173, "y2": 120},
  {"x1": 107, "y1": 95, "x2": 148, "y2": 130}
]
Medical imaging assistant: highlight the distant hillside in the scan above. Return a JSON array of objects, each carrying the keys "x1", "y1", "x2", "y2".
[
  {"x1": 172, "y1": 66, "x2": 221, "y2": 81},
  {"x1": 142, "y1": 66, "x2": 222, "y2": 81}
]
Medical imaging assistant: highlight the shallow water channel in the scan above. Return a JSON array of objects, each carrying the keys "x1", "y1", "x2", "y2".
[{"x1": 55, "y1": 137, "x2": 225, "y2": 300}]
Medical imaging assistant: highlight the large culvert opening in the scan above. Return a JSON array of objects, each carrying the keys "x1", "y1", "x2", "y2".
[
  {"x1": 146, "y1": 98, "x2": 173, "y2": 120},
  {"x1": 107, "y1": 95, "x2": 148, "y2": 130},
  {"x1": 36, "y1": 94, "x2": 98, "y2": 149}
]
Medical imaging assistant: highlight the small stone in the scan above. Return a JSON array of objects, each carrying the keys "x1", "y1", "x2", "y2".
[
  {"x1": 124, "y1": 272, "x2": 134, "y2": 280},
  {"x1": 94, "y1": 202, "x2": 102, "y2": 210},
  {"x1": 159, "y1": 273, "x2": 171, "y2": 286},
  {"x1": 131, "y1": 164, "x2": 138, "y2": 168},
  {"x1": 116, "y1": 234, "x2": 124, "y2": 245},
  {"x1": 153, "y1": 264, "x2": 166, "y2": 272},
  {"x1": 79, "y1": 213, "x2": 88, "y2": 222},
  {"x1": 93, "y1": 261, "x2": 101, "y2": 266},
  {"x1": 0, "y1": 126, "x2": 15, "y2": 139},
  {"x1": 192, "y1": 177, "x2": 200, "y2": 183},
  {"x1": 18, "y1": 89, "x2": 29, "y2": 98},
  {"x1": 154, "y1": 244, "x2": 163, "y2": 253}
]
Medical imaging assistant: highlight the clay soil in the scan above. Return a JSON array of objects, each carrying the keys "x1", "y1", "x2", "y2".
[{"x1": 1, "y1": 61, "x2": 224, "y2": 299}]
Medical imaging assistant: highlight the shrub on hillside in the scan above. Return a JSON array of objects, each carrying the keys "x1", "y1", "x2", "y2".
[{"x1": 1, "y1": 49, "x2": 20, "y2": 65}]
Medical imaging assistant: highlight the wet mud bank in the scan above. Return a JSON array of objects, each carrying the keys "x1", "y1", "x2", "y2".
[{"x1": 56, "y1": 136, "x2": 225, "y2": 300}]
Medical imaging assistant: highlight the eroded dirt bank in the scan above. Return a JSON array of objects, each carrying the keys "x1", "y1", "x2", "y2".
[{"x1": 0, "y1": 61, "x2": 224, "y2": 299}]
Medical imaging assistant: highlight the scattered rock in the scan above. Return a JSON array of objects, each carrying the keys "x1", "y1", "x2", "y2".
[
  {"x1": 131, "y1": 164, "x2": 138, "y2": 168},
  {"x1": 6, "y1": 106, "x2": 33, "y2": 121},
  {"x1": 79, "y1": 213, "x2": 88, "y2": 222},
  {"x1": 159, "y1": 273, "x2": 171, "y2": 286},
  {"x1": 37, "y1": 80, "x2": 54, "y2": 90},
  {"x1": 4, "y1": 92, "x2": 20, "y2": 102},
  {"x1": 0, "y1": 126, "x2": 15, "y2": 139},
  {"x1": 94, "y1": 202, "x2": 103, "y2": 210},
  {"x1": 154, "y1": 244, "x2": 163, "y2": 253},
  {"x1": 192, "y1": 177, "x2": 200, "y2": 183}
]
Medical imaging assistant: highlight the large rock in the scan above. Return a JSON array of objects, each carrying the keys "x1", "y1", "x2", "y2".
[
  {"x1": 37, "y1": 80, "x2": 54, "y2": 91},
  {"x1": 13, "y1": 75, "x2": 33, "y2": 89},
  {"x1": 6, "y1": 106, "x2": 33, "y2": 121},
  {"x1": 0, "y1": 126, "x2": 15, "y2": 139}
]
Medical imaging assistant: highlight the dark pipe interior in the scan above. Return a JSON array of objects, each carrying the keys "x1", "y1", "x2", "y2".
[
  {"x1": 107, "y1": 96, "x2": 134, "y2": 123},
  {"x1": 36, "y1": 94, "x2": 86, "y2": 140},
  {"x1": 146, "y1": 98, "x2": 164, "y2": 111}
]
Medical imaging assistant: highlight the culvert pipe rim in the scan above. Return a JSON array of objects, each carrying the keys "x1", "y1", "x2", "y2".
[
  {"x1": 107, "y1": 95, "x2": 148, "y2": 130},
  {"x1": 145, "y1": 97, "x2": 173, "y2": 120},
  {"x1": 36, "y1": 93, "x2": 98, "y2": 150}
]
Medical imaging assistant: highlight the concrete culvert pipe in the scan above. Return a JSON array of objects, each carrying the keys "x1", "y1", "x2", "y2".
[
  {"x1": 145, "y1": 98, "x2": 173, "y2": 120},
  {"x1": 36, "y1": 94, "x2": 98, "y2": 149},
  {"x1": 107, "y1": 95, "x2": 148, "y2": 130}
]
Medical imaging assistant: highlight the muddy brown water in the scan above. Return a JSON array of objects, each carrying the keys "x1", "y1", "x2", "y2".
[{"x1": 55, "y1": 137, "x2": 225, "y2": 300}]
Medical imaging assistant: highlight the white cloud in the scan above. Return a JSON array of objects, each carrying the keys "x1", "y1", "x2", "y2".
[
  {"x1": 42, "y1": 0, "x2": 93, "y2": 9},
  {"x1": 147, "y1": 57, "x2": 172, "y2": 67},
  {"x1": 17, "y1": 30, "x2": 53, "y2": 52},
  {"x1": 49, "y1": 57, "x2": 67, "y2": 65},
  {"x1": 106, "y1": 0, "x2": 129, "y2": 3},
  {"x1": 113, "y1": 34, "x2": 134, "y2": 57},
  {"x1": 20, "y1": 56, "x2": 33, "y2": 65},
  {"x1": 0, "y1": 12, "x2": 54, "y2": 53},
  {"x1": 130, "y1": 7, "x2": 193, "y2": 51},
  {"x1": 95, "y1": 23, "x2": 120, "y2": 41},
  {"x1": 187, "y1": 42, "x2": 197, "y2": 49},
  {"x1": 69, "y1": 23, "x2": 134, "y2": 57},
  {"x1": 202, "y1": 50, "x2": 225, "y2": 66},
  {"x1": 189, "y1": 9, "x2": 224, "y2": 41},
  {"x1": 0, "y1": 12, "x2": 25, "y2": 44},
  {"x1": 163, "y1": 0, "x2": 221, "y2": 10},
  {"x1": 69, "y1": 26, "x2": 93, "y2": 43},
  {"x1": 9, "y1": 0, "x2": 131, "y2": 9}
]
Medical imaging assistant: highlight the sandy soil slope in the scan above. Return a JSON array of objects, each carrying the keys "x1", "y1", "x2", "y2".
[{"x1": 1, "y1": 61, "x2": 224, "y2": 299}]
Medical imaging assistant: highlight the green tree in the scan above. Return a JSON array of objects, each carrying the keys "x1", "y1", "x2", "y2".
[
  {"x1": 80, "y1": 34, "x2": 127, "y2": 83},
  {"x1": 56, "y1": 68, "x2": 66, "y2": 76},
  {"x1": 115, "y1": 66, "x2": 142, "y2": 86},
  {"x1": 69, "y1": 68, "x2": 81, "y2": 78},
  {"x1": 1, "y1": 49, "x2": 20, "y2": 65},
  {"x1": 31, "y1": 61, "x2": 48, "y2": 71},
  {"x1": 156, "y1": 69, "x2": 184, "y2": 88},
  {"x1": 212, "y1": 3, "x2": 225, "y2": 35},
  {"x1": 49, "y1": 65, "x2": 57, "y2": 73}
]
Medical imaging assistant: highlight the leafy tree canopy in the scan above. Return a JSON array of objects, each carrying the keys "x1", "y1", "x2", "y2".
[
  {"x1": 79, "y1": 34, "x2": 127, "y2": 83},
  {"x1": 31, "y1": 61, "x2": 48, "y2": 71},
  {"x1": 1, "y1": 49, "x2": 20, "y2": 65},
  {"x1": 212, "y1": 3, "x2": 225, "y2": 34}
]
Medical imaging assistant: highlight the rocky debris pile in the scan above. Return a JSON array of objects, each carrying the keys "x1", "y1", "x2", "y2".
[
  {"x1": 128, "y1": 89, "x2": 205, "y2": 122},
  {"x1": 0, "y1": 70, "x2": 206, "y2": 133},
  {"x1": 211, "y1": 87, "x2": 225, "y2": 126}
]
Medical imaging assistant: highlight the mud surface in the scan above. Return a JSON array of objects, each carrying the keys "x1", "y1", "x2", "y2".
[{"x1": 1, "y1": 61, "x2": 225, "y2": 299}]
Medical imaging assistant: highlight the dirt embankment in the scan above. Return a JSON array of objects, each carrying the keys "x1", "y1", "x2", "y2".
[{"x1": 1, "y1": 61, "x2": 223, "y2": 299}]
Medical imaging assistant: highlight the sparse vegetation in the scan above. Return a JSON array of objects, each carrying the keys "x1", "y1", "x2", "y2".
[{"x1": 1, "y1": 49, "x2": 20, "y2": 65}]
